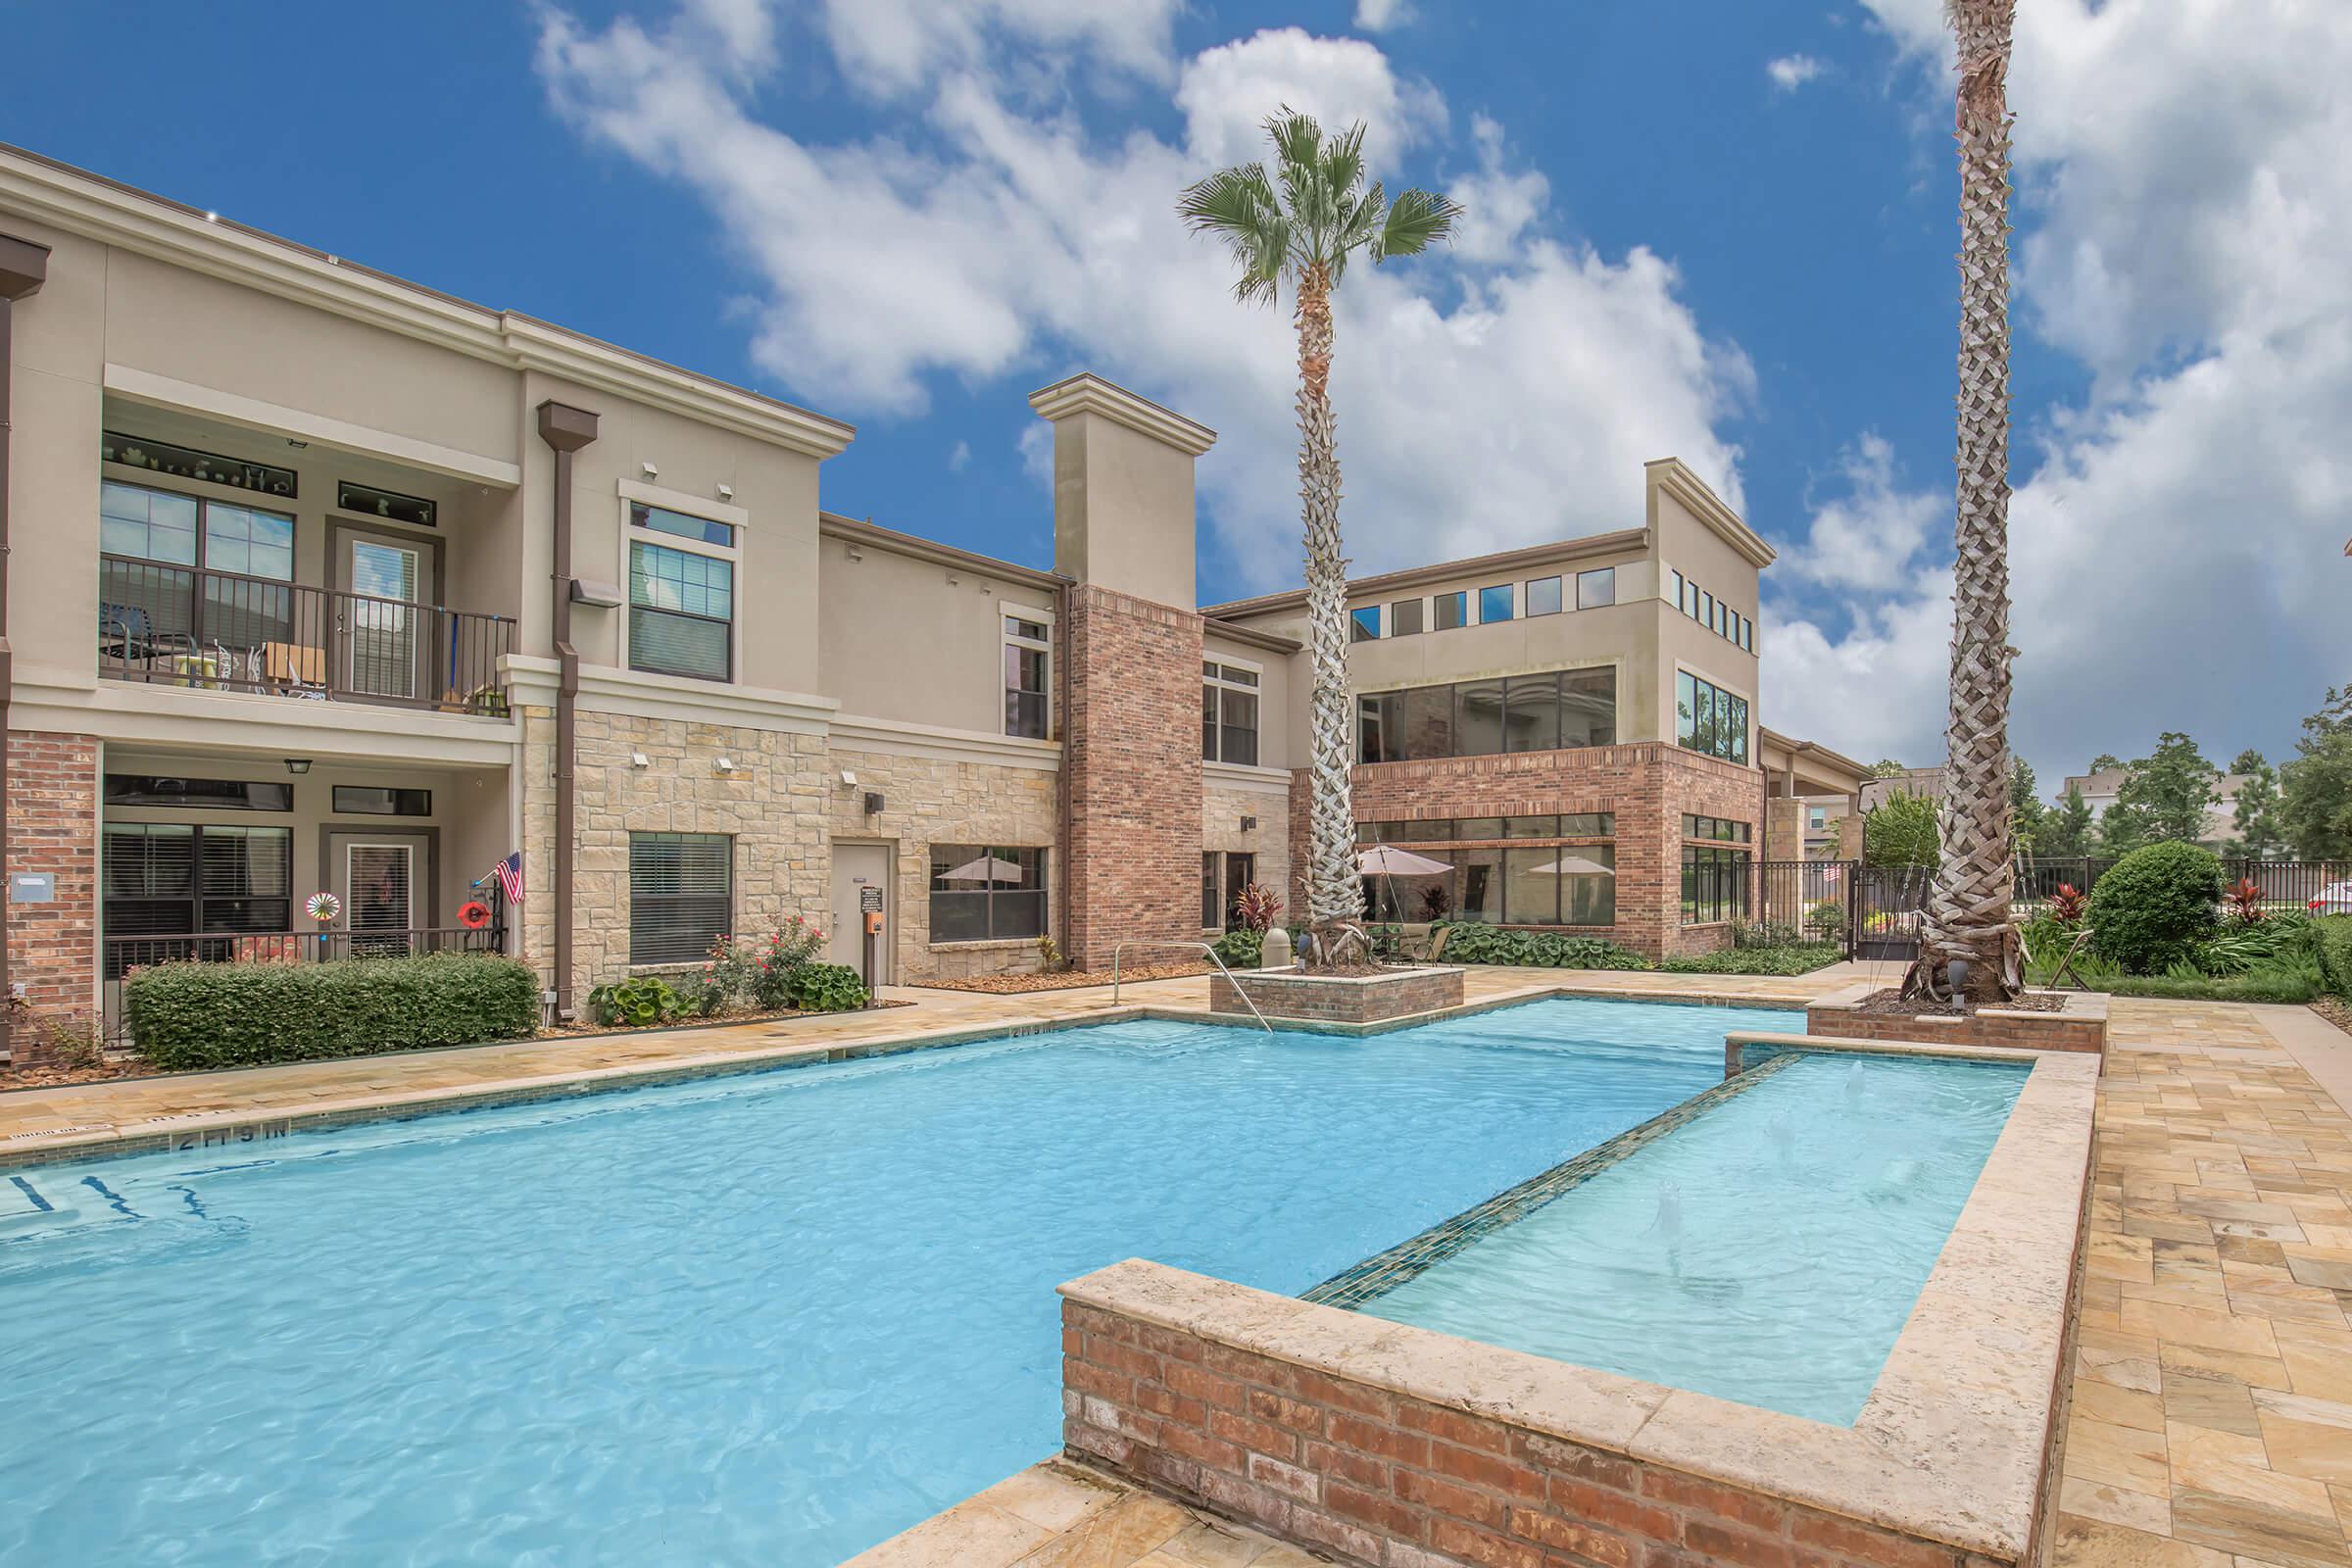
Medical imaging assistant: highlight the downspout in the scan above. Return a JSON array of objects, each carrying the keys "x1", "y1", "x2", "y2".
[
  {"x1": 536, "y1": 401, "x2": 598, "y2": 1021},
  {"x1": 1054, "y1": 580, "x2": 1072, "y2": 965},
  {"x1": 0, "y1": 234, "x2": 52, "y2": 1036}
]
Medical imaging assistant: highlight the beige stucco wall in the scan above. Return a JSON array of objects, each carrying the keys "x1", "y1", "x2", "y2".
[
  {"x1": 816, "y1": 534, "x2": 1059, "y2": 734},
  {"x1": 1650, "y1": 478, "x2": 1762, "y2": 754},
  {"x1": 1201, "y1": 778, "x2": 1291, "y2": 932},
  {"x1": 1202, "y1": 629, "x2": 1296, "y2": 773},
  {"x1": 1052, "y1": 411, "x2": 1198, "y2": 610}
]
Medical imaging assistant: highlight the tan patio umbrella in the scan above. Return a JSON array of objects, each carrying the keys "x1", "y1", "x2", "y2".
[
  {"x1": 1527, "y1": 855, "x2": 1616, "y2": 877},
  {"x1": 1357, "y1": 845, "x2": 1453, "y2": 934},
  {"x1": 940, "y1": 854, "x2": 1026, "y2": 883}
]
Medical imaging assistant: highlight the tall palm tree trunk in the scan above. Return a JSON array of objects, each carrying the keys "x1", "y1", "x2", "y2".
[
  {"x1": 1922, "y1": 0, "x2": 2018, "y2": 1001},
  {"x1": 1296, "y1": 264, "x2": 1365, "y2": 964}
]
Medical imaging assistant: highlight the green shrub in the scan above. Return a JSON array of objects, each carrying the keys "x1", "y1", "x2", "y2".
[
  {"x1": 1658, "y1": 944, "x2": 1843, "y2": 976},
  {"x1": 1433, "y1": 923, "x2": 1650, "y2": 970},
  {"x1": 2318, "y1": 916, "x2": 2352, "y2": 998},
  {"x1": 1209, "y1": 927, "x2": 1264, "y2": 969},
  {"x1": 2086, "y1": 841, "x2": 2224, "y2": 974},
  {"x1": 1804, "y1": 899, "x2": 1847, "y2": 941},
  {"x1": 125, "y1": 952, "x2": 540, "y2": 1070},
  {"x1": 587, "y1": 975, "x2": 685, "y2": 1028},
  {"x1": 784, "y1": 962, "x2": 868, "y2": 1012},
  {"x1": 2103, "y1": 971, "x2": 2320, "y2": 1004}
]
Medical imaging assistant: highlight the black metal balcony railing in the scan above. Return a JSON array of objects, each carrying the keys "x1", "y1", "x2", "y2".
[
  {"x1": 100, "y1": 925, "x2": 509, "y2": 1043},
  {"x1": 98, "y1": 556, "x2": 515, "y2": 715}
]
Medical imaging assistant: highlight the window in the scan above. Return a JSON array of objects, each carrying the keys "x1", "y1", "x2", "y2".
[
  {"x1": 630, "y1": 502, "x2": 735, "y2": 548},
  {"x1": 104, "y1": 775, "x2": 290, "y2": 811},
  {"x1": 1683, "y1": 814, "x2": 1752, "y2": 844},
  {"x1": 1741, "y1": 615, "x2": 1754, "y2": 653},
  {"x1": 332, "y1": 786, "x2": 433, "y2": 817},
  {"x1": 1359, "y1": 668, "x2": 1617, "y2": 761},
  {"x1": 102, "y1": 822, "x2": 292, "y2": 941},
  {"x1": 629, "y1": 832, "x2": 732, "y2": 964},
  {"x1": 1682, "y1": 845, "x2": 1751, "y2": 925},
  {"x1": 1201, "y1": 661, "x2": 1259, "y2": 765},
  {"x1": 1390, "y1": 597, "x2": 1425, "y2": 636},
  {"x1": 1700, "y1": 590, "x2": 1715, "y2": 631},
  {"x1": 1350, "y1": 606, "x2": 1381, "y2": 642},
  {"x1": 1479, "y1": 583, "x2": 1514, "y2": 623},
  {"x1": 1808, "y1": 807, "x2": 1828, "y2": 831},
  {"x1": 1434, "y1": 591, "x2": 1468, "y2": 631},
  {"x1": 1353, "y1": 815, "x2": 1615, "y2": 927},
  {"x1": 929, "y1": 845, "x2": 1047, "y2": 941},
  {"x1": 1675, "y1": 669, "x2": 1749, "y2": 764},
  {"x1": 630, "y1": 540, "x2": 734, "y2": 681},
  {"x1": 1004, "y1": 614, "x2": 1052, "y2": 739},
  {"x1": 1684, "y1": 578, "x2": 1700, "y2": 617},
  {"x1": 1576, "y1": 567, "x2": 1615, "y2": 610},
  {"x1": 1525, "y1": 576, "x2": 1563, "y2": 616},
  {"x1": 1671, "y1": 569, "x2": 1685, "y2": 610},
  {"x1": 1200, "y1": 851, "x2": 1256, "y2": 929},
  {"x1": 101, "y1": 480, "x2": 293, "y2": 579}
]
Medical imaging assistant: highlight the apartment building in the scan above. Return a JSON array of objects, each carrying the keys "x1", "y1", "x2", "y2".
[
  {"x1": 2059, "y1": 766, "x2": 2250, "y2": 852},
  {"x1": 0, "y1": 146, "x2": 1861, "y2": 1038}
]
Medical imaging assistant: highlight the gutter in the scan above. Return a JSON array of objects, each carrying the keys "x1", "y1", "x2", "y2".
[
  {"x1": 0, "y1": 232, "x2": 50, "y2": 1036},
  {"x1": 536, "y1": 401, "x2": 599, "y2": 1021}
]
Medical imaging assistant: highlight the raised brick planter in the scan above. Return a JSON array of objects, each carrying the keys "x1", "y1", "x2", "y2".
[
  {"x1": 1208, "y1": 965, "x2": 1464, "y2": 1026},
  {"x1": 1805, "y1": 981, "x2": 2108, "y2": 1063}
]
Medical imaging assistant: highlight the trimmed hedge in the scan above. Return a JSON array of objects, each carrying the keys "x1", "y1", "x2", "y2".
[
  {"x1": 2086, "y1": 841, "x2": 2224, "y2": 974},
  {"x1": 125, "y1": 952, "x2": 541, "y2": 1070},
  {"x1": 2320, "y1": 916, "x2": 2352, "y2": 999},
  {"x1": 2102, "y1": 971, "x2": 2321, "y2": 1004},
  {"x1": 1658, "y1": 944, "x2": 1844, "y2": 976}
]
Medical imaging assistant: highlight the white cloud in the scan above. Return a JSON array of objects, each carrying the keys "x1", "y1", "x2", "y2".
[
  {"x1": 948, "y1": 439, "x2": 972, "y2": 472},
  {"x1": 1446, "y1": 116, "x2": 1548, "y2": 264},
  {"x1": 537, "y1": 15, "x2": 1746, "y2": 591},
  {"x1": 1777, "y1": 435, "x2": 1937, "y2": 594},
  {"x1": 1353, "y1": 0, "x2": 1415, "y2": 31},
  {"x1": 1765, "y1": 54, "x2": 1826, "y2": 92},
  {"x1": 1771, "y1": 0, "x2": 2352, "y2": 778},
  {"x1": 817, "y1": 0, "x2": 1185, "y2": 96}
]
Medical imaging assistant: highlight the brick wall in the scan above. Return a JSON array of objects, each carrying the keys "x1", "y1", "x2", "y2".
[
  {"x1": 1063, "y1": 584, "x2": 1203, "y2": 967},
  {"x1": 1804, "y1": 995, "x2": 2109, "y2": 1058},
  {"x1": 1207, "y1": 966, "x2": 1463, "y2": 1025},
  {"x1": 5, "y1": 730, "x2": 100, "y2": 1054},
  {"x1": 1062, "y1": 1291, "x2": 2000, "y2": 1568}
]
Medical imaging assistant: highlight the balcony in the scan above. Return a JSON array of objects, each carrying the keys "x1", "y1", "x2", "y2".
[{"x1": 99, "y1": 555, "x2": 515, "y2": 715}]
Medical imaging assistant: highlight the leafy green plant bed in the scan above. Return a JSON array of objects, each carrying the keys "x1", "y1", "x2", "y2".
[
  {"x1": 1658, "y1": 944, "x2": 1844, "y2": 976},
  {"x1": 1433, "y1": 924, "x2": 1650, "y2": 969},
  {"x1": 2098, "y1": 972, "x2": 2320, "y2": 1004},
  {"x1": 125, "y1": 952, "x2": 541, "y2": 1071},
  {"x1": 2319, "y1": 916, "x2": 2352, "y2": 998}
]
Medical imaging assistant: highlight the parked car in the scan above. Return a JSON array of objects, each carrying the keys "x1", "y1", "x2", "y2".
[{"x1": 2311, "y1": 880, "x2": 2352, "y2": 915}]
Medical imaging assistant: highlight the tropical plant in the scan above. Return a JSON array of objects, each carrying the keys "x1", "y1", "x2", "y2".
[
  {"x1": 1210, "y1": 926, "x2": 1265, "y2": 969},
  {"x1": 1431, "y1": 923, "x2": 1649, "y2": 970},
  {"x1": 587, "y1": 975, "x2": 685, "y2": 1028},
  {"x1": 2085, "y1": 841, "x2": 2225, "y2": 975},
  {"x1": 1232, "y1": 882, "x2": 1283, "y2": 935},
  {"x1": 1918, "y1": 0, "x2": 2019, "y2": 1003},
  {"x1": 1659, "y1": 945, "x2": 1842, "y2": 977},
  {"x1": 2048, "y1": 882, "x2": 2088, "y2": 925},
  {"x1": 1180, "y1": 111, "x2": 1460, "y2": 969},
  {"x1": 1034, "y1": 933, "x2": 1069, "y2": 974},
  {"x1": 784, "y1": 963, "x2": 868, "y2": 1012},
  {"x1": 2225, "y1": 877, "x2": 2267, "y2": 926}
]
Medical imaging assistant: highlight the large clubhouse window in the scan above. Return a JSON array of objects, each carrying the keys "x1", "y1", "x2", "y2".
[
  {"x1": 1201, "y1": 661, "x2": 1259, "y2": 765},
  {"x1": 102, "y1": 480, "x2": 294, "y2": 579},
  {"x1": 1434, "y1": 591, "x2": 1468, "y2": 630},
  {"x1": 629, "y1": 832, "x2": 732, "y2": 964},
  {"x1": 1683, "y1": 844, "x2": 1751, "y2": 925},
  {"x1": 929, "y1": 845, "x2": 1048, "y2": 941},
  {"x1": 1479, "y1": 583, "x2": 1514, "y2": 623},
  {"x1": 1525, "y1": 575, "x2": 1562, "y2": 616},
  {"x1": 1004, "y1": 612, "x2": 1052, "y2": 739},
  {"x1": 103, "y1": 822, "x2": 292, "y2": 940},
  {"x1": 629, "y1": 541, "x2": 733, "y2": 681},
  {"x1": 1359, "y1": 668, "x2": 1616, "y2": 762},
  {"x1": 1359, "y1": 815, "x2": 1614, "y2": 927},
  {"x1": 1390, "y1": 597, "x2": 1425, "y2": 635},
  {"x1": 1669, "y1": 565, "x2": 1754, "y2": 655},
  {"x1": 1675, "y1": 670, "x2": 1750, "y2": 764},
  {"x1": 1350, "y1": 606, "x2": 1381, "y2": 642}
]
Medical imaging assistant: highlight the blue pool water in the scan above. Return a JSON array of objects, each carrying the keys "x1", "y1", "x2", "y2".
[
  {"x1": 1360, "y1": 1051, "x2": 2030, "y2": 1423},
  {"x1": 0, "y1": 998, "x2": 1781, "y2": 1567}
]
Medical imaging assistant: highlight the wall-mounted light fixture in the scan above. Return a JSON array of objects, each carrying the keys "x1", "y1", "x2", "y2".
[
  {"x1": 716, "y1": 483, "x2": 734, "y2": 500},
  {"x1": 863, "y1": 792, "x2": 885, "y2": 815},
  {"x1": 640, "y1": 461, "x2": 659, "y2": 478},
  {"x1": 284, "y1": 759, "x2": 312, "y2": 775},
  {"x1": 631, "y1": 752, "x2": 651, "y2": 768},
  {"x1": 715, "y1": 756, "x2": 737, "y2": 773},
  {"x1": 839, "y1": 769, "x2": 858, "y2": 788},
  {"x1": 1240, "y1": 815, "x2": 1256, "y2": 832}
]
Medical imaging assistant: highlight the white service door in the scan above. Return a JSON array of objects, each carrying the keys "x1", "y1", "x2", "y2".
[{"x1": 828, "y1": 843, "x2": 890, "y2": 984}]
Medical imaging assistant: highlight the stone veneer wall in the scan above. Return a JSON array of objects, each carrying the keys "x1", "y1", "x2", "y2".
[
  {"x1": 822, "y1": 744, "x2": 1058, "y2": 981},
  {"x1": 1203, "y1": 779, "x2": 1289, "y2": 932},
  {"x1": 1062, "y1": 1292, "x2": 2004, "y2": 1568},
  {"x1": 521, "y1": 704, "x2": 830, "y2": 1010},
  {"x1": 1334, "y1": 742, "x2": 1765, "y2": 960},
  {"x1": 1062, "y1": 584, "x2": 1203, "y2": 968},
  {"x1": 3, "y1": 731, "x2": 100, "y2": 1054}
]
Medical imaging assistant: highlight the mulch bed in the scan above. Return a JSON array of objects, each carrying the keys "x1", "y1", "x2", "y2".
[
  {"x1": 1, "y1": 1055, "x2": 148, "y2": 1090},
  {"x1": 2314, "y1": 997, "x2": 2352, "y2": 1039},
  {"x1": 1852, "y1": 987, "x2": 2071, "y2": 1018},
  {"x1": 534, "y1": 999, "x2": 913, "y2": 1038},
  {"x1": 915, "y1": 961, "x2": 1211, "y2": 994}
]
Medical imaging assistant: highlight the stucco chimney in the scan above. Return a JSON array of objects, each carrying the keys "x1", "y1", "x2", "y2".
[{"x1": 1027, "y1": 373, "x2": 1215, "y2": 612}]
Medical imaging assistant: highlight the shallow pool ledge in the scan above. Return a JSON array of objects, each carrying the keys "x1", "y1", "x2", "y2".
[{"x1": 1056, "y1": 1043, "x2": 2100, "y2": 1568}]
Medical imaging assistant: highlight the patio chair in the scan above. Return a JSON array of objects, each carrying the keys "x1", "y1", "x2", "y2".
[
  {"x1": 99, "y1": 603, "x2": 158, "y2": 664},
  {"x1": 2019, "y1": 922, "x2": 2097, "y2": 991}
]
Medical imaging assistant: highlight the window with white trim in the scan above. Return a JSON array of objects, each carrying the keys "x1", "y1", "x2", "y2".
[
  {"x1": 627, "y1": 503, "x2": 737, "y2": 682},
  {"x1": 1004, "y1": 610, "x2": 1052, "y2": 739}
]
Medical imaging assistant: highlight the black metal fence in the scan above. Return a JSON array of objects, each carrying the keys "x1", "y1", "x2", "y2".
[{"x1": 1756, "y1": 855, "x2": 2348, "y2": 961}]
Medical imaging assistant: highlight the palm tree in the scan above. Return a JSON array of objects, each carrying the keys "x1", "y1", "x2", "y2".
[
  {"x1": 1919, "y1": 0, "x2": 2020, "y2": 1002},
  {"x1": 1179, "y1": 110, "x2": 1459, "y2": 970}
]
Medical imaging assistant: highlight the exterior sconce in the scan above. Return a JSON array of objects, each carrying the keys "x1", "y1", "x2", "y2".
[
  {"x1": 284, "y1": 759, "x2": 313, "y2": 775},
  {"x1": 863, "y1": 792, "x2": 885, "y2": 815},
  {"x1": 715, "y1": 757, "x2": 737, "y2": 774},
  {"x1": 631, "y1": 752, "x2": 650, "y2": 768},
  {"x1": 1240, "y1": 815, "x2": 1256, "y2": 832}
]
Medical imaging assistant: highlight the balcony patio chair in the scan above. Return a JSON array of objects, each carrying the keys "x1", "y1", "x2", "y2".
[{"x1": 98, "y1": 604, "x2": 159, "y2": 664}]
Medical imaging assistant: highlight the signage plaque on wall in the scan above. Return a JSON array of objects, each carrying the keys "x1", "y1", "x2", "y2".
[{"x1": 860, "y1": 886, "x2": 884, "y2": 914}]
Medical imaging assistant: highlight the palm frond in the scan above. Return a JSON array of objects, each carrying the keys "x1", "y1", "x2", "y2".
[
  {"x1": 1177, "y1": 163, "x2": 1290, "y2": 302},
  {"x1": 1319, "y1": 122, "x2": 1367, "y2": 208},
  {"x1": 1371, "y1": 187, "x2": 1462, "y2": 261}
]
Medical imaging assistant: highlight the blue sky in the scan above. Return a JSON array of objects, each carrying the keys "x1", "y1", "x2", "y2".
[{"x1": 5, "y1": 1, "x2": 2345, "y2": 792}]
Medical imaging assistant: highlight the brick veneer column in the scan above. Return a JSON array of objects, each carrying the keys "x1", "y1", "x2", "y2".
[
  {"x1": 1062, "y1": 584, "x2": 1203, "y2": 968},
  {"x1": 5, "y1": 730, "x2": 99, "y2": 1048}
]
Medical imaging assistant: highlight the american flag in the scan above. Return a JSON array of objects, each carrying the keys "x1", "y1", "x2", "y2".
[{"x1": 493, "y1": 852, "x2": 524, "y2": 906}]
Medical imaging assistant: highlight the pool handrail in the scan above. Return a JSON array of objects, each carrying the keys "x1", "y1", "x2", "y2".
[{"x1": 1109, "y1": 940, "x2": 1274, "y2": 1033}]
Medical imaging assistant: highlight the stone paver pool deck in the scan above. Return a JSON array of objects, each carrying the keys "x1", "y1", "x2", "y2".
[{"x1": 10, "y1": 968, "x2": 2352, "y2": 1567}]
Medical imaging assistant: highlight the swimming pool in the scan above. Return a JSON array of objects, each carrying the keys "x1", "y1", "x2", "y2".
[
  {"x1": 0, "y1": 998, "x2": 1781, "y2": 1567},
  {"x1": 1350, "y1": 1050, "x2": 2030, "y2": 1423}
]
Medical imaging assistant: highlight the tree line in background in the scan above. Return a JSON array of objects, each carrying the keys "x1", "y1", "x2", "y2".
[{"x1": 1863, "y1": 683, "x2": 2352, "y2": 867}]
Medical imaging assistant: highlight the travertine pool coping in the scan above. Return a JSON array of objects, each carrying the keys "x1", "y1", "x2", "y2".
[{"x1": 1059, "y1": 1031, "x2": 2101, "y2": 1564}]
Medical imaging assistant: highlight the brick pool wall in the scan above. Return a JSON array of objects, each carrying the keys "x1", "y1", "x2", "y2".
[
  {"x1": 1805, "y1": 985, "x2": 2108, "y2": 1060},
  {"x1": 1206, "y1": 966, "x2": 1464, "y2": 1024},
  {"x1": 1060, "y1": 1293, "x2": 2005, "y2": 1568}
]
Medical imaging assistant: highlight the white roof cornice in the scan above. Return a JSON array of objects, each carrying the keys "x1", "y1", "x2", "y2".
[{"x1": 1028, "y1": 372, "x2": 1216, "y2": 457}]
